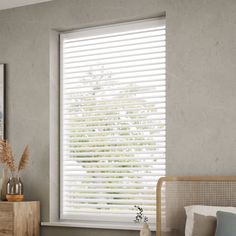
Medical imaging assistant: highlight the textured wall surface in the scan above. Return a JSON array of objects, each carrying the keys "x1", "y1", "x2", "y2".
[{"x1": 0, "y1": 0, "x2": 236, "y2": 235}]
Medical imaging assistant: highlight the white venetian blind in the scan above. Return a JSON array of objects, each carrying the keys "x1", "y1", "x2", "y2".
[{"x1": 60, "y1": 18, "x2": 166, "y2": 228}]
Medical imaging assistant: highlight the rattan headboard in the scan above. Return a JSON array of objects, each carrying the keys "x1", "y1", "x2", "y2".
[{"x1": 156, "y1": 176, "x2": 236, "y2": 236}]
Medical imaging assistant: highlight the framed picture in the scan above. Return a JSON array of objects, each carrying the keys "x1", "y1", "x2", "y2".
[{"x1": 0, "y1": 64, "x2": 5, "y2": 139}]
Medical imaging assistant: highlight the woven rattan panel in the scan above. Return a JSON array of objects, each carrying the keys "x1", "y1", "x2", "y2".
[{"x1": 156, "y1": 177, "x2": 236, "y2": 236}]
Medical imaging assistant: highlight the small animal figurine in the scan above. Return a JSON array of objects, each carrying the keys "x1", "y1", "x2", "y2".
[{"x1": 140, "y1": 222, "x2": 151, "y2": 236}]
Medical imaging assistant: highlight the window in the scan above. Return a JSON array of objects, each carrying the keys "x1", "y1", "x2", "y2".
[{"x1": 60, "y1": 18, "x2": 166, "y2": 229}]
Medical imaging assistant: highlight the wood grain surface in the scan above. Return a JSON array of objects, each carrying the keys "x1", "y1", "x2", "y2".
[{"x1": 0, "y1": 201, "x2": 40, "y2": 236}]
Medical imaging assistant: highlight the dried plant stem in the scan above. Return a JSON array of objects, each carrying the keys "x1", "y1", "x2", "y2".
[
  {"x1": 18, "y1": 145, "x2": 29, "y2": 173},
  {"x1": 0, "y1": 139, "x2": 29, "y2": 176}
]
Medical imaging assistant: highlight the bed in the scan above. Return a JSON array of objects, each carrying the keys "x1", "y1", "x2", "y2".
[{"x1": 156, "y1": 176, "x2": 236, "y2": 236}]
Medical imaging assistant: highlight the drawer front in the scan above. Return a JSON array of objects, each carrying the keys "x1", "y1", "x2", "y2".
[{"x1": 0, "y1": 204, "x2": 13, "y2": 236}]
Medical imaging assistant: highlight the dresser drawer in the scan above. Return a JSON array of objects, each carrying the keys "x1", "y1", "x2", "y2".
[
  {"x1": 0, "y1": 204, "x2": 13, "y2": 236},
  {"x1": 0, "y1": 202, "x2": 39, "y2": 236}
]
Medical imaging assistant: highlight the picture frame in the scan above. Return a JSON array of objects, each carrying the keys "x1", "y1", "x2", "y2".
[{"x1": 0, "y1": 64, "x2": 6, "y2": 139}]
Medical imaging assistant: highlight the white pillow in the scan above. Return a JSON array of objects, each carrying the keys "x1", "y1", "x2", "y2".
[{"x1": 184, "y1": 205, "x2": 236, "y2": 236}]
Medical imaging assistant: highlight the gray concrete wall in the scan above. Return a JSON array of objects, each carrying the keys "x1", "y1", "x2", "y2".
[{"x1": 0, "y1": 0, "x2": 236, "y2": 235}]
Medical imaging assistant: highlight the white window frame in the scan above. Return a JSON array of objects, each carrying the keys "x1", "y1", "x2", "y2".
[{"x1": 59, "y1": 18, "x2": 166, "y2": 230}]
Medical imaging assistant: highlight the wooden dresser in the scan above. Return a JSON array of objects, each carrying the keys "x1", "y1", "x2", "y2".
[{"x1": 0, "y1": 201, "x2": 40, "y2": 236}]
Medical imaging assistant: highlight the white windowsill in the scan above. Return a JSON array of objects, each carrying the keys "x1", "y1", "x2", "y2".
[{"x1": 41, "y1": 221, "x2": 156, "y2": 231}]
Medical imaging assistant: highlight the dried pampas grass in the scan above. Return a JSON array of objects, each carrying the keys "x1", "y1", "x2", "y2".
[
  {"x1": 0, "y1": 139, "x2": 29, "y2": 175},
  {"x1": 0, "y1": 139, "x2": 6, "y2": 163},
  {"x1": 18, "y1": 145, "x2": 29, "y2": 172},
  {"x1": 0, "y1": 140, "x2": 16, "y2": 173}
]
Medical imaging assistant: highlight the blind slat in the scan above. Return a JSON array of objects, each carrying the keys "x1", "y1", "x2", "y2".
[
  {"x1": 63, "y1": 172, "x2": 164, "y2": 177},
  {"x1": 64, "y1": 55, "x2": 165, "y2": 69},
  {"x1": 64, "y1": 203, "x2": 156, "y2": 210},
  {"x1": 64, "y1": 155, "x2": 165, "y2": 161},
  {"x1": 65, "y1": 27, "x2": 165, "y2": 44},
  {"x1": 64, "y1": 193, "x2": 157, "y2": 199},
  {"x1": 64, "y1": 40, "x2": 165, "y2": 55},
  {"x1": 64, "y1": 79, "x2": 165, "y2": 90},
  {"x1": 63, "y1": 188, "x2": 156, "y2": 193},
  {"x1": 64, "y1": 45, "x2": 165, "y2": 60},
  {"x1": 63, "y1": 123, "x2": 165, "y2": 130},
  {"x1": 64, "y1": 150, "x2": 165, "y2": 156},
  {"x1": 64, "y1": 51, "x2": 165, "y2": 65},
  {"x1": 65, "y1": 30, "x2": 165, "y2": 48},
  {"x1": 64, "y1": 84, "x2": 165, "y2": 94},
  {"x1": 63, "y1": 134, "x2": 165, "y2": 141},
  {"x1": 64, "y1": 68, "x2": 165, "y2": 79},
  {"x1": 64, "y1": 198, "x2": 155, "y2": 204},
  {"x1": 63, "y1": 100, "x2": 165, "y2": 110},
  {"x1": 63, "y1": 111, "x2": 165, "y2": 119}
]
